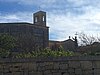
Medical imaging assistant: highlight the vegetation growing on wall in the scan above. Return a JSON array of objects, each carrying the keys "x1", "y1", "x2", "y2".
[
  {"x1": 0, "y1": 34, "x2": 16, "y2": 58},
  {"x1": 15, "y1": 47, "x2": 75, "y2": 58}
]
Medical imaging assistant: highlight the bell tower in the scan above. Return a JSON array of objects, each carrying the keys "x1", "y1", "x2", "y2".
[{"x1": 33, "y1": 11, "x2": 46, "y2": 26}]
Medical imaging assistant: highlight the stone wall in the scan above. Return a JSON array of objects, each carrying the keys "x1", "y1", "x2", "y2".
[{"x1": 0, "y1": 56, "x2": 100, "y2": 75}]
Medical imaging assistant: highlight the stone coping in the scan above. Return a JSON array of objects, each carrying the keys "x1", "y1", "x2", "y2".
[{"x1": 0, "y1": 56, "x2": 100, "y2": 63}]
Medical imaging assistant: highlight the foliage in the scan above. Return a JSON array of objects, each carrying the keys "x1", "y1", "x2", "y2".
[
  {"x1": 0, "y1": 34, "x2": 17, "y2": 58},
  {"x1": 0, "y1": 34, "x2": 16, "y2": 50},
  {"x1": 15, "y1": 48, "x2": 75, "y2": 58},
  {"x1": 0, "y1": 48, "x2": 10, "y2": 58},
  {"x1": 0, "y1": 34, "x2": 75, "y2": 58},
  {"x1": 82, "y1": 51, "x2": 100, "y2": 56}
]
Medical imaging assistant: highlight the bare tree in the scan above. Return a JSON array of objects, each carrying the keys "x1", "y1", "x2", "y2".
[
  {"x1": 97, "y1": 35, "x2": 100, "y2": 42},
  {"x1": 79, "y1": 32, "x2": 96, "y2": 46}
]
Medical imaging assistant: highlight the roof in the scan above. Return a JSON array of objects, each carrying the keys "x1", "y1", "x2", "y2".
[
  {"x1": 49, "y1": 40, "x2": 61, "y2": 43},
  {"x1": 0, "y1": 22, "x2": 32, "y2": 24},
  {"x1": 49, "y1": 39, "x2": 74, "y2": 44},
  {"x1": 34, "y1": 11, "x2": 46, "y2": 14},
  {"x1": 0, "y1": 22, "x2": 49, "y2": 29},
  {"x1": 62, "y1": 39, "x2": 74, "y2": 43}
]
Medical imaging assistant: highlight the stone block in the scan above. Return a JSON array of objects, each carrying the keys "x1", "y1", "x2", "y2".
[
  {"x1": 94, "y1": 69, "x2": 100, "y2": 75},
  {"x1": 21, "y1": 63, "x2": 29, "y2": 70},
  {"x1": 80, "y1": 61, "x2": 92, "y2": 70},
  {"x1": 67, "y1": 68, "x2": 75, "y2": 73},
  {"x1": 59, "y1": 64, "x2": 68, "y2": 70},
  {"x1": 45, "y1": 65, "x2": 53, "y2": 70},
  {"x1": 0, "y1": 65, "x2": 3, "y2": 68},
  {"x1": 93, "y1": 61, "x2": 100, "y2": 68},
  {"x1": 45, "y1": 62, "x2": 54, "y2": 66},
  {"x1": 3, "y1": 69, "x2": 9, "y2": 73},
  {"x1": 29, "y1": 72, "x2": 34, "y2": 75},
  {"x1": 53, "y1": 72, "x2": 61, "y2": 75},
  {"x1": 46, "y1": 73, "x2": 52, "y2": 75},
  {"x1": 12, "y1": 67, "x2": 20, "y2": 72},
  {"x1": 12, "y1": 72, "x2": 21, "y2": 75},
  {"x1": 0, "y1": 69, "x2": 3, "y2": 72},
  {"x1": 83, "y1": 70, "x2": 93, "y2": 75},
  {"x1": 28, "y1": 63, "x2": 37, "y2": 71},
  {"x1": 35, "y1": 72, "x2": 43, "y2": 75},
  {"x1": 75, "y1": 69, "x2": 82, "y2": 75},
  {"x1": 51, "y1": 70, "x2": 59, "y2": 73},
  {"x1": 63, "y1": 73, "x2": 69, "y2": 75},
  {"x1": 44, "y1": 70, "x2": 51, "y2": 75},
  {"x1": 68, "y1": 72, "x2": 75, "y2": 75},
  {"x1": 68, "y1": 61, "x2": 80, "y2": 68},
  {"x1": 58, "y1": 69, "x2": 68, "y2": 73},
  {"x1": 39, "y1": 63, "x2": 46, "y2": 67},
  {"x1": 0, "y1": 72, "x2": 3, "y2": 75},
  {"x1": 53, "y1": 63, "x2": 59, "y2": 69},
  {"x1": 38, "y1": 66, "x2": 45, "y2": 71}
]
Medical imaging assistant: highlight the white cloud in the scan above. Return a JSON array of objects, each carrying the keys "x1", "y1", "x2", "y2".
[
  {"x1": 1, "y1": 0, "x2": 100, "y2": 41},
  {"x1": 1, "y1": 6, "x2": 100, "y2": 41},
  {"x1": 0, "y1": 12, "x2": 32, "y2": 23},
  {"x1": 47, "y1": 4, "x2": 100, "y2": 41},
  {"x1": 0, "y1": 0, "x2": 56, "y2": 6}
]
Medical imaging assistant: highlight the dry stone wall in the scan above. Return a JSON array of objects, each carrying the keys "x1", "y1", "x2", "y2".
[{"x1": 0, "y1": 56, "x2": 100, "y2": 75}]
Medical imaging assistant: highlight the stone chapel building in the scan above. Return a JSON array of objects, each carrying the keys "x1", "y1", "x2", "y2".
[{"x1": 0, "y1": 11, "x2": 49, "y2": 52}]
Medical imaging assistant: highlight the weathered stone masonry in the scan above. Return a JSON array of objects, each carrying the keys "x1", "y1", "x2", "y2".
[{"x1": 1, "y1": 56, "x2": 100, "y2": 75}]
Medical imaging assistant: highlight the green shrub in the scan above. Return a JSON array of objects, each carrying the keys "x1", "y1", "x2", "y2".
[
  {"x1": 0, "y1": 34, "x2": 16, "y2": 50},
  {"x1": 15, "y1": 48, "x2": 75, "y2": 58},
  {"x1": 0, "y1": 48, "x2": 10, "y2": 58}
]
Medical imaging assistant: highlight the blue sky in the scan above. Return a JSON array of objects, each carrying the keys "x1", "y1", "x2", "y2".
[{"x1": 0, "y1": 0, "x2": 100, "y2": 41}]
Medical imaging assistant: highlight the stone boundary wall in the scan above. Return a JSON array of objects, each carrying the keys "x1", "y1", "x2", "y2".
[{"x1": 0, "y1": 56, "x2": 100, "y2": 75}]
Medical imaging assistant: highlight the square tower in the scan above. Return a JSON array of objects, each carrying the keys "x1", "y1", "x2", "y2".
[{"x1": 33, "y1": 11, "x2": 46, "y2": 26}]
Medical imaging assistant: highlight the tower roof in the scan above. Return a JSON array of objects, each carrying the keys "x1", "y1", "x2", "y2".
[{"x1": 34, "y1": 11, "x2": 46, "y2": 14}]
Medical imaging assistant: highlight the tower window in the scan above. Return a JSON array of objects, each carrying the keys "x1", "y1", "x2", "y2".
[
  {"x1": 35, "y1": 17, "x2": 38, "y2": 22},
  {"x1": 43, "y1": 16, "x2": 45, "y2": 21}
]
